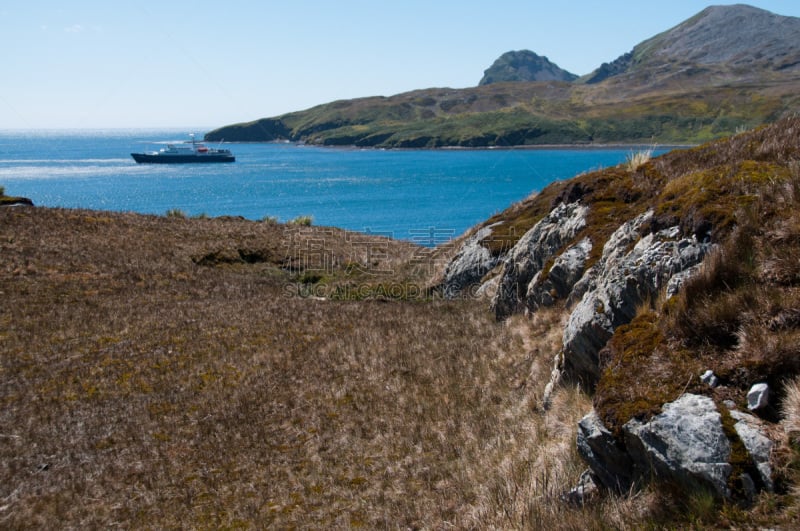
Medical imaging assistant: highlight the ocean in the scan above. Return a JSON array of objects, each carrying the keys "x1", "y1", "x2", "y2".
[{"x1": 0, "y1": 129, "x2": 670, "y2": 244}]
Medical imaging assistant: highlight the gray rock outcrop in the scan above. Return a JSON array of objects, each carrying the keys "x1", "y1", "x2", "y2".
[
  {"x1": 492, "y1": 202, "x2": 589, "y2": 319},
  {"x1": 731, "y1": 409, "x2": 775, "y2": 492},
  {"x1": 441, "y1": 223, "x2": 502, "y2": 299},
  {"x1": 562, "y1": 212, "x2": 714, "y2": 382},
  {"x1": 528, "y1": 237, "x2": 592, "y2": 309},
  {"x1": 576, "y1": 411, "x2": 637, "y2": 492},
  {"x1": 577, "y1": 394, "x2": 776, "y2": 500},
  {"x1": 479, "y1": 50, "x2": 578, "y2": 85},
  {"x1": 624, "y1": 394, "x2": 733, "y2": 499},
  {"x1": 448, "y1": 203, "x2": 713, "y2": 383}
]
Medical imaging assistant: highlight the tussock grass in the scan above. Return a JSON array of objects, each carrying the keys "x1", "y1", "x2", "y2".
[
  {"x1": 625, "y1": 147, "x2": 653, "y2": 172},
  {"x1": 783, "y1": 377, "x2": 800, "y2": 446},
  {"x1": 0, "y1": 207, "x2": 636, "y2": 528},
  {"x1": 165, "y1": 207, "x2": 187, "y2": 218},
  {"x1": 289, "y1": 214, "x2": 314, "y2": 226},
  {"x1": 778, "y1": 376, "x2": 800, "y2": 519},
  {"x1": 598, "y1": 169, "x2": 800, "y2": 400},
  {"x1": 594, "y1": 128, "x2": 800, "y2": 523},
  {"x1": 5, "y1": 116, "x2": 800, "y2": 527}
]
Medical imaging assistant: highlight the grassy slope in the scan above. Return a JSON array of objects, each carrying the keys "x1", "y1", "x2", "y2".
[
  {"x1": 474, "y1": 116, "x2": 800, "y2": 514},
  {"x1": 0, "y1": 209, "x2": 606, "y2": 528},
  {"x1": 3, "y1": 117, "x2": 800, "y2": 527},
  {"x1": 207, "y1": 6, "x2": 800, "y2": 148},
  {"x1": 206, "y1": 73, "x2": 800, "y2": 147}
]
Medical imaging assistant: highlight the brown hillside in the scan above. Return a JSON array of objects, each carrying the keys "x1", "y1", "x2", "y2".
[
  {"x1": 3, "y1": 116, "x2": 800, "y2": 527},
  {"x1": 0, "y1": 209, "x2": 593, "y2": 528}
]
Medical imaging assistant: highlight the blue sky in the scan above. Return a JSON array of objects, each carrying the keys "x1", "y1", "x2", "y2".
[{"x1": 2, "y1": 1, "x2": 799, "y2": 129}]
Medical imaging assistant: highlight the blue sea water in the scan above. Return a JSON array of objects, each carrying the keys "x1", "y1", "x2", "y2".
[{"x1": 0, "y1": 129, "x2": 670, "y2": 243}]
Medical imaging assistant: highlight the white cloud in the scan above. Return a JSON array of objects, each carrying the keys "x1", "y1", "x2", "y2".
[{"x1": 64, "y1": 24, "x2": 84, "y2": 33}]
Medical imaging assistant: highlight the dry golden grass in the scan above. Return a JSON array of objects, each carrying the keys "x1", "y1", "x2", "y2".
[
  {"x1": 624, "y1": 148, "x2": 653, "y2": 172},
  {"x1": 5, "y1": 117, "x2": 800, "y2": 528},
  {"x1": 0, "y1": 207, "x2": 636, "y2": 529},
  {"x1": 776, "y1": 376, "x2": 800, "y2": 523},
  {"x1": 783, "y1": 377, "x2": 800, "y2": 446}
]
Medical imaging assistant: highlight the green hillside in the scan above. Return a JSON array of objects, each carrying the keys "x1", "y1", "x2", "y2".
[
  {"x1": 207, "y1": 5, "x2": 800, "y2": 148},
  {"x1": 206, "y1": 79, "x2": 799, "y2": 147}
]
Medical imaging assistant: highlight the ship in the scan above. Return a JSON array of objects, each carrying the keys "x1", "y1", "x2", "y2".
[{"x1": 131, "y1": 134, "x2": 235, "y2": 163}]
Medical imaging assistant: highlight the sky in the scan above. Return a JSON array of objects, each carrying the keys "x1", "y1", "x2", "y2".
[{"x1": 2, "y1": 1, "x2": 800, "y2": 130}]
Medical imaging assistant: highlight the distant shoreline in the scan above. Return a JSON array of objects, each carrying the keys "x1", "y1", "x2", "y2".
[{"x1": 227, "y1": 139, "x2": 696, "y2": 152}]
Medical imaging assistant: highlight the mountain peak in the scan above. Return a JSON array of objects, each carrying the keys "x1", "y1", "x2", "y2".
[
  {"x1": 642, "y1": 4, "x2": 800, "y2": 67},
  {"x1": 584, "y1": 4, "x2": 800, "y2": 84},
  {"x1": 479, "y1": 50, "x2": 577, "y2": 85}
]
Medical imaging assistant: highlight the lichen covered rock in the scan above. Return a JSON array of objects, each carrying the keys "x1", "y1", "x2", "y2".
[
  {"x1": 623, "y1": 394, "x2": 733, "y2": 498},
  {"x1": 730, "y1": 409, "x2": 775, "y2": 492},
  {"x1": 527, "y1": 237, "x2": 592, "y2": 309},
  {"x1": 577, "y1": 395, "x2": 777, "y2": 501},
  {"x1": 491, "y1": 202, "x2": 589, "y2": 319},
  {"x1": 576, "y1": 411, "x2": 637, "y2": 492},
  {"x1": 562, "y1": 212, "x2": 714, "y2": 382},
  {"x1": 441, "y1": 223, "x2": 502, "y2": 299}
]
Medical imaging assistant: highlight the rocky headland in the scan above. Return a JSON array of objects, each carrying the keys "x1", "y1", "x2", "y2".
[{"x1": 0, "y1": 187, "x2": 33, "y2": 207}]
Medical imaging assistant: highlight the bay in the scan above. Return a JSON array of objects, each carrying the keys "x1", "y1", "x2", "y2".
[{"x1": 0, "y1": 129, "x2": 670, "y2": 244}]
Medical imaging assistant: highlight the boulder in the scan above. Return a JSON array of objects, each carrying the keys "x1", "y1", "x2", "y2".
[
  {"x1": 701, "y1": 369, "x2": 720, "y2": 388},
  {"x1": 491, "y1": 202, "x2": 589, "y2": 319},
  {"x1": 441, "y1": 223, "x2": 501, "y2": 298},
  {"x1": 576, "y1": 411, "x2": 637, "y2": 492},
  {"x1": 730, "y1": 409, "x2": 775, "y2": 492},
  {"x1": 577, "y1": 395, "x2": 777, "y2": 501},
  {"x1": 623, "y1": 394, "x2": 732, "y2": 499},
  {"x1": 562, "y1": 469, "x2": 600, "y2": 506},
  {"x1": 747, "y1": 382, "x2": 770, "y2": 411}
]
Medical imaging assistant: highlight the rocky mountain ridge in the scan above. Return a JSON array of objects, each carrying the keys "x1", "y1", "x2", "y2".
[
  {"x1": 583, "y1": 4, "x2": 800, "y2": 85},
  {"x1": 207, "y1": 4, "x2": 800, "y2": 147},
  {"x1": 479, "y1": 50, "x2": 577, "y2": 85},
  {"x1": 632, "y1": 5, "x2": 800, "y2": 70},
  {"x1": 437, "y1": 115, "x2": 800, "y2": 501}
]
